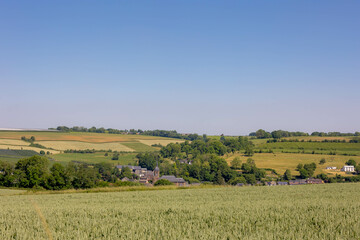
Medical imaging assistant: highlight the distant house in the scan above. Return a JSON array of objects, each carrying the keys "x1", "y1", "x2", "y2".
[
  {"x1": 178, "y1": 159, "x2": 192, "y2": 165},
  {"x1": 121, "y1": 177, "x2": 130, "y2": 182},
  {"x1": 236, "y1": 183, "x2": 245, "y2": 187},
  {"x1": 306, "y1": 178, "x2": 324, "y2": 184},
  {"x1": 265, "y1": 181, "x2": 277, "y2": 186},
  {"x1": 277, "y1": 181, "x2": 288, "y2": 186},
  {"x1": 159, "y1": 175, "x2": 187, "y2": 187},
  {"x1": 326, "y1": 166, "x2": 337, "y2": 170},
  {"x1": 341, "y1": 165, "x2": 355, "y2": 172},
  {"x1": 116, "y1": 164, "x2": 160, "y2": 183},
  {"x1": 289, "y1": 179, "x2": 307, "y2": 185}
]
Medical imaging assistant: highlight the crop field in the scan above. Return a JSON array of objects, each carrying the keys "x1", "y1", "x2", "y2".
[
  {"x1": 0, "y1": 131, "x2": 183, "y2": 153},
  {"x1": 0, "y1": 131, "x2": 180, "y2": 143},
  {"x1": 226, "y1": 153, "x2": 360, "y2": 176},
  {"x1": 257, "y1": 142, "x2": 360, "y2": 155},
  {"x1": 37, "y1": 141, "x2": 134, "y2": 152},
  {"x1": 52, "y1": 152, "x2": 137, "y2": 165},
  {"x1": 0, "y1": 139, "x2": 29, "y2": 146},
  {"x1": 138, "y1": 139, "x2": 185, "y2": 146},
  {"x1": 0, "y1": 184, "x2": 359, "y2": 239},
  {"x1": 0, "y1": 144, "x2": 60, "y2": 154}
]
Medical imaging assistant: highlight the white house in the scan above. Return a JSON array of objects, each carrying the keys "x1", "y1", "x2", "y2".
[
  {"x1": 326, "y1": 166, "x2": 337, "y2": 170},
  {"x1": 341, "y1": 165, "x2": 355, "y2": 172}
]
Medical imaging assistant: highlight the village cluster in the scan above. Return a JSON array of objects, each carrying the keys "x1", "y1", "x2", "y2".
[
  {"x1": 116, "y1": 163, "x2": 357, "y2": 187},
  {"x1": 116, "y1": 165, "x2": 188, "y2": 186}
]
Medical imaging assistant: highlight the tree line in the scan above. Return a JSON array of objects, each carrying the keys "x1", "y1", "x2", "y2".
[
  {"x1": 0, "y1": 156, "x2": 139, "y2": 190},
  {"x1": 250, "y1": 129, "x2": 360, "y2": 139}
]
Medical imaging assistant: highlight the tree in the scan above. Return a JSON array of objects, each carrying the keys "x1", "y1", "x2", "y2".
[
  {"x1": 46, "y1": 163, "x2": 71, "y2": 190},
  {"x1": 244, "y1": 146, "x2": 254, "y2": 156},
  {"x1": 30, "y1": 136, "x2": 36, "y2": 142},
  {"x1": 319, "y1": 158, "x2": 326, "y2": 165},
  {"x1": 244, "y1": 174, "x2": 256, "y2": 185},
  {"x1": 230, "y1": 157, "x2": 242, "y2": 169},
  {"x1": 214, "y1": 170, "x2": 225, "y2": 185},
  {"x1": 346, "y1": 159, "x2": 357, "y2": 167},
  {"x1": 355, "y1": 165, "x2": 360, "y2": 175},
  {"x1": 15, "y1": 156, "x2": 49, "y2": 188},
  {"x1": 284, "y1": 169, "x2": 292, "y2": 180},
  {"x1": 255, "y1": 129, "x2": 271, "y2": 139},
  {"x1": 229, "y1": 176, "x2": 246, "y2": 185},
  {"x1": 299, "y1": 168, "x2": 309, "y2": 179},
  {"x1": 120, "y1": 167, "x2": 133, "y2": 179},
  {"x1": 154, "y1": 179, "x2": 173, "y2": 186},
  {"x1": 40, "y1": 150, "x2": 45, "y2": 155}
]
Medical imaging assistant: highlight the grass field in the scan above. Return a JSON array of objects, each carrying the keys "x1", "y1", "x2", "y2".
[
  {"x1": 0, "y1": 184, "x2": 359, "y2": 239},
  {"x1": 226, "y1": 152, "x2": 360, "y2": 176}
]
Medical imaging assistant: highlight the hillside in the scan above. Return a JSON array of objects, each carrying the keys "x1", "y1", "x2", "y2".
[{"x1": 0, "y1": 131, "x2": 183, "y2": 165}]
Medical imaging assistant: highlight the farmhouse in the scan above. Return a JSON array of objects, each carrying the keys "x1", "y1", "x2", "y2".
[
  {"x1": 326, "y1": 166, "x2": 337, "y2": 170},
  {"x1": 265, "y1": 181, "x2": 277, "y2": 186},
  {"x1": 341, "y1": 165, "x2": 355, "y2": 172},
  {"x1": 159, "y1": 175, "x2": 187, "y2": 186},
  {"x1": 289, "y1": 179, "x2": 307, "y2": 185},
  {"x1": 306, "y1": 178, "x2": 324, "y2": 184},
  {"x1": 117, "y1": 165, "x2": 160, "y2": 183}
]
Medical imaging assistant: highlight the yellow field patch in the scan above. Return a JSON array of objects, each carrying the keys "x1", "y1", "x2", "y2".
[
  {"x1": 37, "y1": 141, "x2": 135, "y2": 152},
  {"x1": 225, "y1": 153, "x2": 360, "y2": 175},
  {"x1": 138, "y1": 139, "x2": 184, "y2": 146},
  {"x1": 0, "y1": 139, "x2": 30, "y2": 146},
  {"x1": 0, "y1": 145, "x2": 60, "y2": 154},
  {"x1": 0, "y1": 131, "x2": 178, "y2": 143}
]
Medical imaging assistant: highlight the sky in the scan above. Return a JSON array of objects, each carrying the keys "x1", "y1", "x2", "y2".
[{"x1": 0, "y1": 1, "x2": 359, "y2": 135}]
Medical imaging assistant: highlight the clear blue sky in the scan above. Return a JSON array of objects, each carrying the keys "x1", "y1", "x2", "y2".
[{"x1": 1, "y1": 1, "x2": 359, "y2": 135}]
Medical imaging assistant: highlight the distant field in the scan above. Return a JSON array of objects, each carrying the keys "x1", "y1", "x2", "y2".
[
  {"x1": 0, "y1": 144, "x2": 60, "y2": 154},
  {"x1": 0, "y1": 131, "x2": 185, "y2": 161},
  {"x1": 121, "y1": 142, "x2": 158, "y2": 152},
  {"x1": 257, "y1": 141, "x2": 360, "y2": 155},
  {"x1": 0, "y1": 139, "x2": 29, "y2": 146},
  {"x1": 285, "y1": 136, "x2": 354, "y2": 141},
  {"x1": 52, "y1": 152, "x2": 137, "y2": 165},
  {"x1": 38, "y1": 141, "x2": 134, "y2": 152},
  {"x1": 0, "y1": 131, "x2": 180, "y2": 143},
  {"x1": 226, "y1": 152, "x2": 360, "y2": 176},
  {"x1": 0, "y1": 184, "x2": 359, "y2": 239}
]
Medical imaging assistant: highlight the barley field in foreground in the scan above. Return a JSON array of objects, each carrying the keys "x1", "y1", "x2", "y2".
[{"x1": 0, "y1": 184, "x2": 360, "y2": 240}]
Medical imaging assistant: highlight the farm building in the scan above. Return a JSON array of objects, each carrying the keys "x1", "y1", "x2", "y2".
[
  {"x1": 289, "y1": 179, "x2": 307, "y2": 185},
  {"x1": 277, "y1": 181, "x2": 288, "y2": 186},
  {"x1": 341, "y1": 165, "x2": 355, "y2": 172},
  {"x1": 236, "y1": 183, "x2": 245, "y2": 187},
  {"x1": 326, "y1": 166, "x2": 337, "y2": 170},
  {"x1": 265, "y1": 181, "x2": 277, "y2": 186},
  {"x1": 159, "y1": 175, "x2": 187, "y2": 186},
  {"x1": 117, "y1": 165, "x2": 160, "y2": 183},
  {"x1": 306, "y1": 178, "x2": 324, "y2": 184}
]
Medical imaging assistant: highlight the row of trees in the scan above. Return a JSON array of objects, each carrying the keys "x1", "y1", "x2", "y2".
[
  {"x1": 0, "y1": 156, "x2": 132, "y2": 190},
  {"x1": 55, "y1": 126, "x2": 143, "y2": 135},
  {"x1": 160, "y1": 137, "x2": 254, "y2": 159},
  {"x1": 251, "y1": 129, "x2": 360, "y2": 139}
]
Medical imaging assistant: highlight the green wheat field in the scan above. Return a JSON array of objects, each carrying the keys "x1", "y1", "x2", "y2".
[{"x1": 1, "y1": 183, "x2": 359, "y2": 240}]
